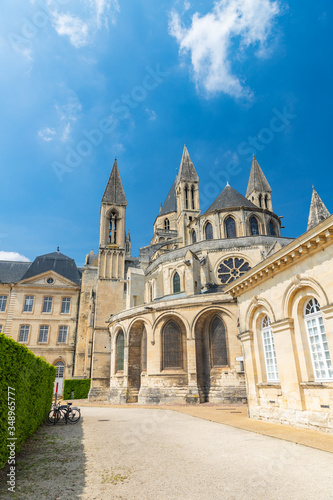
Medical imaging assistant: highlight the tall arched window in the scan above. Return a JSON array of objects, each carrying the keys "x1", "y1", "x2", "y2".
[
  {"x1": 261, "y1": 316, "x2": 279, "y2": 381},
  {"x1": 269, "y1": 220, "x2": 276, "y2": 236},
  {"x1": 109, "y1": 212, "x2": 117, "y2": 244},
  {"x1": 116, "y1": 331, "x2": 125, "y2": 372},
  {"x1": 173, "y1": 272, "x2": 181, "y2": 293},
  {"x1": 258, "y1": 194, "x2": 262, "y2": 208},
  {"x1": 205, "y1": 222, "x2": 213, "y2": 240},
  {"x1": 55, "y1": 361, "x2": 65, "y2": 378},
  {"x1": 304, "y1": 298, "x2": 333, "y2": 380},
  {"x1": 250, "y1": 216, "x2": 259, "y2": 236},
  {"x1": 184, "y1": 185, "x2": 189, "y2": 209},
  {"x1": 264, "y1": 195, "x2": 269, "y2": 209},
  {"x1": 163, "y1": 321, "x2": 182, "y2": 368},
  {"x1": 191, "y1": 230, "x2": 197, "y2": 244},
  {"x1": 210, "y1": 317, "x2": 228, "y2": 366},
  {"x1": 164, "y1": 218, "x2": 170, "y2": 231},
  {"x1": 191, "y1": 185, "x2": 195, "y2": 209},
  {"x1": 225, "y1": 217, "x2": 236, "y2": 238}
]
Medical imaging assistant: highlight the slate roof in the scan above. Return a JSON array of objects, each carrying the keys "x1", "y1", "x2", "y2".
[
  {"x1": 160, "y1": 178, "x2": 177, "y2": 215},
  {"x1": 246, "y1": 155, "x2": 272, "y2": 197},
  {"x1": 0, "y1": 261, "x2": 31, "y2": 283},
  {"x1": 21, "y1": 251, "x2": 81, "y2": 285},
  {"x1": 205, "y1": 184, "x2": 257, "y2": 214},
  {"x1": 307, "y1": 186, "x2": 330, "y2": 231},
  {"x1": 102, "y1": 159, "x2": 127, "y2": 205},
  {"x1": 178, "y1": 145, "x2": 199, "y2": 182}
]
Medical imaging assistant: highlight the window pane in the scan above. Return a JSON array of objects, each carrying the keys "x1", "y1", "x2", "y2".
[
  {"x1": 61, "y1": 298, "x2": 71, "y2": 314},
  {"x1": 38, "y1": 326, "x2": 49, "y2": 343},
  {"x1": 117, "y1": 332, "x2": 124, "y2": 371},
  {"x1": 23, "y1": 296, "x2": 34, "y2": 312},
  {"x1": 192, "y1": 230, "x2": 197, "y2": 244},
  {"x1": 250, "y1": 216, "x2": 259, "y2": 235},
  {"x1": 55, "y1": 362, "x2": 65, "y2": 378},
  {"x1": 225, "y1": 217, "x2": 236, "y2": 238},
  {"x1": 164, "y1": 321, "x2": 182, "y2": 368},
  {"x1": 211, "y1": 317, "x2": 228, "y2": 366},
  {"x1": 205, "y1": 222, "x2": 213, "y2": 240},
  {"x1": 173, "y1": 272, "x2": 181, "y2": 293},
  {"x1": 269, "y1": 220, "x2": 276, "y2": 236},
  {"x1": 0, "y1": 296, "x2": 7, "y2": 312},
  {"x1": 43, "y1": 297, "x2": 52, "y2": 313},
  {"x1": 261, "y1": 316, "x2": 279, "y2": 381},
  {"x1": 58, "y1": 326, "x2": 68, "y2": 343},
  {"x1": 19, "y1": 325, "x2": 30, "y2": 343},
  {"x1": 305, "y1": 302, "x2": 333, "y2": 381}
]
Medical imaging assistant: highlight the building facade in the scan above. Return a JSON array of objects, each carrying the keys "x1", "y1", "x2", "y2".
[{"x1": 1, "y1": 147, "x2": 332, "y2": 432}]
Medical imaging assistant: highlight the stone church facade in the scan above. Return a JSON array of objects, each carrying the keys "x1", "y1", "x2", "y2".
[{"x1": 1, "y1": 147, "x2": 332, "y2": 432}]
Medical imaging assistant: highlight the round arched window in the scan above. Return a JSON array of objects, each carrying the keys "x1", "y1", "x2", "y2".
[{"x1": 217, "y1": 257, "x2": 251, "y2": 284}]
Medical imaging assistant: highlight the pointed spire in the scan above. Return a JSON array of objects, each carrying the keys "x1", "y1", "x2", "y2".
[
  {"x1": 177, "y1": 145, "x2": 199, "y2": 182},
  {"x1": 102, "y1": 158, "x2": 127, "y2": 205},
  {"x1": 246, "y1": 155, "x2": 272, "y2": 197},
  {"x1": 126, "y1": 229, "x2": 131, "y2": 241},
  {"x1": 307, "y1": 186, "x2": 330, "y2": 231}
]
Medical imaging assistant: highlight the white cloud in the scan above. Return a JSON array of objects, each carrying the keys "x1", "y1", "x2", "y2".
[
  {"x1": 0, "y1": 251, "x2": 30, "y2": 262},
  {"x1": 55, "y1": 90, "x2": 82, "y2": 123},
  {"x1": 61, "y1": 122, "x2": 71, "y2": 142},
  {"x1": 90, "y1": 0, "x2": 120, "y2": 28},
  {"x1": 53, "y1": 12, "x2": 89, "y2": 48},
  {"x1": 169, "y1": 0, "x2": 280, "y2": 99},
  {"x1": 38, "y1": 127, "x2": 56, "y2": 142},
  {"x1": 145, "y1": 108, "x2": 157, "y2": 121}
]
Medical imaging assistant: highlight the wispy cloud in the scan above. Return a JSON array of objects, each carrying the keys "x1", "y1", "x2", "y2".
[
  {"x1": 169, "y1": 0, "x2": 281, "y2": 99},
  {"x1": 0, "y1": 251, "x2": 30, "y2": 262},
  {"x1": 53, "y1": 12, "x2": 89, "y2": 48},
  {"x1": 90, "y1": 0, "x2": 120, "y2": 28},
  {"x1": 38, "y1": 127, "x2": 56, "y2": 142},
  {"x1": 146, "y1": 108, "x2": 157, "y2": 121}
]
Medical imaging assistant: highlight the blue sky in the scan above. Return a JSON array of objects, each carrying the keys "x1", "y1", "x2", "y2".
[{"x1": 0, "y1": 0, "x2": 332, "y2": 265}]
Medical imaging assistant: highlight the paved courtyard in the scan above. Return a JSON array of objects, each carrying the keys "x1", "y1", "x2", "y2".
[{"x1": 1, "y1": 406, "x2": 333, "y2": 499}]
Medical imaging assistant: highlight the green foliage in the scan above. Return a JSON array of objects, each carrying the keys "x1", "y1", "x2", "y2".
[
  {"x1": 63, "y1": 379, "x2": 91, "y2": 400},
  {"x1": 0, "y1": 333, "x2": 56, "y2": 468}
]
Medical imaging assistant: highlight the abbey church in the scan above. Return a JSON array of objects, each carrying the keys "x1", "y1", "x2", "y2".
[{"x1": 1, "y1": 147, "x2": 333, "y2": 433}]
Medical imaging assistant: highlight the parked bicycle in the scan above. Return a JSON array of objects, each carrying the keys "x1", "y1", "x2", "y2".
[{"x1": 46, "y1": 401, "x2": 81, "y2": 425}]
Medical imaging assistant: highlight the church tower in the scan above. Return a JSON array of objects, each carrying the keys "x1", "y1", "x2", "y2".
[
  {"x1": 246, "y1": 155, "x2": 273, "y2": 211},
  {"x1": 307, "y1": 186, "x2": 330, "y2": 231},
  {"x1": 175, "y1": 145, "x2": 200, "y2": 246},
  {"x1": 89, "y1": 159, "x2": 128, "y2": 400}
]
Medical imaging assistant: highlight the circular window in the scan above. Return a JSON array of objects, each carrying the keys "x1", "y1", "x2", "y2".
[
  {"x1": 46, "y1": 277, "x2": 54, "y2": 284},
  {"x1": 217, "y1": 257, "x2": 251, "y2": 284}
]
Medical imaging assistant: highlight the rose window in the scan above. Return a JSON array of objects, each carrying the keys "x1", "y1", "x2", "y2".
[{"x1": 217, "y1": 257, "x2": 251, "y2": 284}]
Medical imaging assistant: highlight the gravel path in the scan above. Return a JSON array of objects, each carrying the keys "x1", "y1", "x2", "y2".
[{"x1": 1, "y1": 406, "x2": 333, "y2": 499}]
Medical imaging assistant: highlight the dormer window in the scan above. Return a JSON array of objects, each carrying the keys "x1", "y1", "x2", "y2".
[{"x1": 109, "y1": 212, "x2": 117, "y2": 244}]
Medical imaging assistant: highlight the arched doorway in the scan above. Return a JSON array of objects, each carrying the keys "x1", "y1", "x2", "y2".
[
  {"x1": 195, "y1": 312, "x2": 228, "y2": 402},
  {"x1": 127, "y1": 322, "x2": 147, "y2": 402}
]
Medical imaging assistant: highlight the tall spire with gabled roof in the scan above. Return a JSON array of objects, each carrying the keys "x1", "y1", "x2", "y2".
[
  {"x1": 178, "y1": 144, "x2": 199, "y2": 182},
  {"x1": 246, "y1": 155, "x2": 273, "y2": 211},
  {"x1": 102, "y1": 158, "x2": 127, "y2": 205},
  {"x1": 307, "y1": 186, "x2": 330, "y2": 231}
]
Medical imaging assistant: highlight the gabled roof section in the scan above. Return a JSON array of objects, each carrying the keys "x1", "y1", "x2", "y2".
[
  {"x1": 102, "y1": 159, "x2": 127, "y2": 205},
  {"x1": 246, "y1": 155, "x2": 272, "y2": 197},
  {"x1": 205, "y1": 184, "x2": 257, "y2": 214},
  {"x1": 178, "y1": 145, "x2": 199, "y2": 182},
  {"x1": 160, "y1": 178, "x2": 177, "y2": 216},
  {"x1": 307, "y1": 186, "x2": 330, "y2": 231},
  {"x1": 21, "y1": 251, "x2": 81, "y2": 285},
  {"x1": 0, "y1": 261, "x2": 31, "y2": 283}
]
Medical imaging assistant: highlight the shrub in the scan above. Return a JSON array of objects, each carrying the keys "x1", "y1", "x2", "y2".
[
  {"x1": 0, "y1": 333, "x2": 56, "y2": 468},
  {"x1": 63, "y1": 379, "x2": 91, "y2": 400}
]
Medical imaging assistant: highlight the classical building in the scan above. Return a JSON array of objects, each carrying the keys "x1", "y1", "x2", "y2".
[{"x1": 1, "y1": 147, "x2": 332, "y2": 432}]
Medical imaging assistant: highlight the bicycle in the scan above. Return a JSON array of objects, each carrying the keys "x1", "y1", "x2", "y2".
[{"x1": 46, "y1": 401, "x2": 81, "y2": 425}]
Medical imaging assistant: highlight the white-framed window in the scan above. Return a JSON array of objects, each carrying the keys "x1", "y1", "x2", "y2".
[
  {"x1": 304, "y1": 298, "x2": 333, "y2": 381},
  {"x1": 38, "y1": 325, "x2": 49, "y2": 343},
  {"x1": 42, "y1": 297, "x2": 53, "y2": 313},
  {"x1": 55, "y1": 361, "x2": 65, "y2": 378},
  {"x1": 19, "y1": 325, "x2": 30, "y2": 343},
  {"x1": 0, "y1": 295, "x2": 7, "y2": 312},
  {"x1": 23, "y1": 296, "x2": 34, "y2": 312},
  {"x1": 261, "y1": 315, "x2": 279, "y2": 382},
  {"x1": 61, "y1": 297, "x2": 71, "y2": 314},
  {"x1": 58, "y1": 326, "x2": 68, "y2": 343}
]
